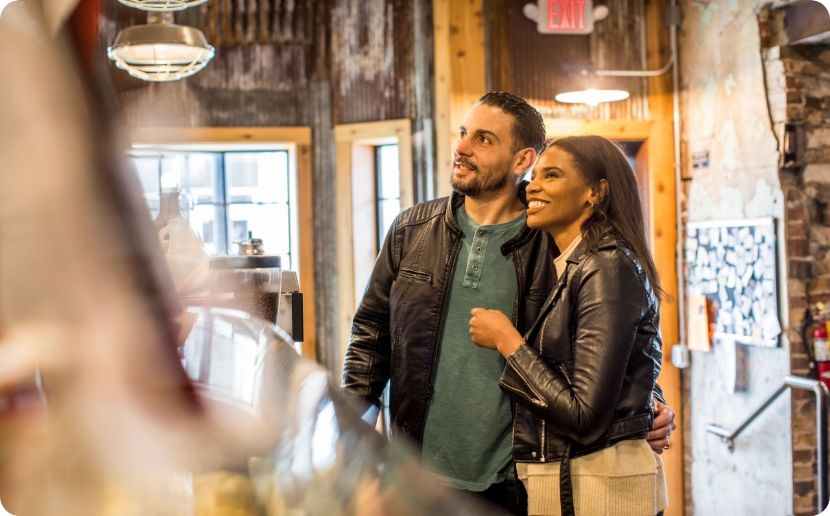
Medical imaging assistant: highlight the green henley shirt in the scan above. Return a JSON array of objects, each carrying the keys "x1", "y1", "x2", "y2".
[{"x1": 420, "y1": 205, "x2": 526, "y2": 491}]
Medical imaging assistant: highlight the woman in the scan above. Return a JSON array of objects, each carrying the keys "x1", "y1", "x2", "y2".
[{"x1": 469, "y1": 135, "x2": 667, "y2": 516}]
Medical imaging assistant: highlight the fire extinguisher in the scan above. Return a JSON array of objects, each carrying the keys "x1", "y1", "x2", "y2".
[{"x1": 814, "y1": 320, "x2": 830, "y2": 392}]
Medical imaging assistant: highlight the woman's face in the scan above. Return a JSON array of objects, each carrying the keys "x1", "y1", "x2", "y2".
[{"x1": 526, "y1": 146, "x2": 595, "y2": 241}]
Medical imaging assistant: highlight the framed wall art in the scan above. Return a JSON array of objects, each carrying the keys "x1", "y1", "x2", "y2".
[{"x1": 685, "y1": 218, "x2": 781, "y2": 348}]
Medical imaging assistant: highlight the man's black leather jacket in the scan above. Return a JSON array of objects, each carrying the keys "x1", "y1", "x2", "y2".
[
  {"x1": 502, "y1": 234, "x2": 663, "y2": 463},
  {"x1": 341, "y1": 189, "x2": 558, "y2": 446}
]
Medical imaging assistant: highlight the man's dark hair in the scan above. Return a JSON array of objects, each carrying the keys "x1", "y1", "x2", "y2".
[{"x1": 478, "y1": 91, "x2": 546, "y2": 154}]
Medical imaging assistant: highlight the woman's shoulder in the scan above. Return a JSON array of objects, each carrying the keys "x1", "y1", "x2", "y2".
[{"x1": 580, "y1": 236, "x2": 642, "y2": 273}]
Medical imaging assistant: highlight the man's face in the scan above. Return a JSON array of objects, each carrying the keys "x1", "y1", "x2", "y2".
[{"x1": 450, "y1": 103, "x2": 519, "y2": 197}]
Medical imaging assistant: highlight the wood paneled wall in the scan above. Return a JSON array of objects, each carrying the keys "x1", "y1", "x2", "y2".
[{"x1": 486, "y1": 0, "x2": 649, "y2": 120}]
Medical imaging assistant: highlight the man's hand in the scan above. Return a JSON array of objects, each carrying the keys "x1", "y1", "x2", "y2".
[{"x1": 647, "y1": 400, "x2": 677, "y2": 454}]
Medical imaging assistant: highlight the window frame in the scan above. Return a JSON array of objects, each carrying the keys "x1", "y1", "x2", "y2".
[
  {"x1": 333, "y1": 119, "x2": 413, "y2": 373},
  {"x1": 129, "y1": 127, "x2": 316, "y2": 360},
  {"x1": 374, "y1": 143, "x2": 402, "y2": 251}
]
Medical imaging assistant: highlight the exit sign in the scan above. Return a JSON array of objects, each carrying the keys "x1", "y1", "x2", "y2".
[{"x1": 536, "y1": 0, "x2": 594, "y2": 34}]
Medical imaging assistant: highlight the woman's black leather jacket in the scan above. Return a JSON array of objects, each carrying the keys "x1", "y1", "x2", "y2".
[{"x1": 501, "y1": 234, "x2": 663, "y2": 463}]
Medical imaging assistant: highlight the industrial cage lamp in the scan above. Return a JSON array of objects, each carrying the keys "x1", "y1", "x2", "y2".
[
  {"x1": 108, "y1": 12, "x2": 214, "y2": 82},
  {"x1": 108, "y1": 0, "x2": 214, "y2": 83},
  {"x1": 116, "y1": 0, "x2": 207, "y2": 12}
]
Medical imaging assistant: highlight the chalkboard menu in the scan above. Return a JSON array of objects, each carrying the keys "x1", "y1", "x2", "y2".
[{"x1": 685, "y1": 218, "x2": 781, "y2": 347}]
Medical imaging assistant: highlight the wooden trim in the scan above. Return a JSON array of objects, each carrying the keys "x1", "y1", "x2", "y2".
[
  {"x1": 130, "y1": 127, "x2": 312, "y2": 145},
  {"x1": 333, "y1": 119, "x2": 414, "y2": 369},
  {"x1": 334, "y1": 119, "x2": 408, "y2": 142},
  {"x1": 335, "y1": 139, "x2": 356, "y2": 370},
  {"x1": 433, "y1": 0, "x2": 452, "y2": 200},
  {"x1": 544, "y1": 119, "x2": 653, "y2": 141},
  {"x1": 296, "y1": 143, "x2": 316, "y2": 360},
  {"x1": 646, "y1": 1, "x2": 683, "y2": 513},
  {"x1": 130, "y1": 126, "x2": 316, "y2": 361},
  {"x1": 334, "y1": 119, "x2": 414, "y2": 209},
  {"x1": 433, "y1": 0, "x2": 486, "y2": 199}
]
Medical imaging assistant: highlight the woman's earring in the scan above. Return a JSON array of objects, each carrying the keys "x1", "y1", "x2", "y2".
[{"x1": 588, "y1": 200, "x2": 595, "y2": 208}]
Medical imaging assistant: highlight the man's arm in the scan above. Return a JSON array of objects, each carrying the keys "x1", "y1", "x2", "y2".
[
  {"x1": 341, "y1": 217, "x2": 400, "y2": 413},
  {"x1": 648, "y1": 399, "x2": 677, "y2": 454}
]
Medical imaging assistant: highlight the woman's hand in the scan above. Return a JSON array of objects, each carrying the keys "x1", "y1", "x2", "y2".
[{"x1": 469, "y1": 308, "x2": 525, "y2": 358}]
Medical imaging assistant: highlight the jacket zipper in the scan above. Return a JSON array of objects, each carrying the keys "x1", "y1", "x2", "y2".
[
  {"x1": 539, "y1": 288, "x2": 553, "y2": 463},
  {"x1": 418, "y1": 235, "x2": 462, "y2": 446}
]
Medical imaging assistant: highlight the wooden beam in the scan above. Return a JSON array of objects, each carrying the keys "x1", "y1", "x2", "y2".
[
  {"x1": 334, "y1": 138, "x2": 356, "y2": 372},
  {"x1": 296, "y1": 143, "x2": 317, "y2": 360},
  {"x1": 130, "y1": 126, "x2": 312, "y2": 145},
  {"x1": 433, "y1": 0, "x2": 486, "y2": 199},
  {"x1": 545, "y1": 119, "x2": 653, "y2": 141},
  {"x1": 645, "y1": 1, "x2": 683, "y2": 514}
]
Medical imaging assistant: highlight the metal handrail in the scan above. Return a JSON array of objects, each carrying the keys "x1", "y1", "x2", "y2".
[{"x1": 706, "y1": 375, "x2": 829, "y2": 513}]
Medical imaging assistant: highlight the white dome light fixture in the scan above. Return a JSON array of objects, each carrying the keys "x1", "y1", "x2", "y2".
[
  {"x1": 116, "y1": 0, "x2": 207, "y2": 12},
  {"x1": 555, "y1": 88, "x2": 630, "y2": 107},
  {"x1": 108, "y1": 13, "x2": 214, "y2": 82}
]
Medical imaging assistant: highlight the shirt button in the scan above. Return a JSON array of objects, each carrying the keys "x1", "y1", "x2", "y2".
[
  {"x1": 476, "y1": 246, "x2": 482, "y2": 253},
  {"x1": 479, "y1": 231, "x2": 488, "y2": 236},
  {"x1": 472, "y1": 265, "x2": 479, "y2": 270}
]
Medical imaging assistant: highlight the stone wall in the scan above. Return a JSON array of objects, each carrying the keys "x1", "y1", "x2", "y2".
[{"x1": 678, "y1": 1, "x2": 791, "y2": 514}]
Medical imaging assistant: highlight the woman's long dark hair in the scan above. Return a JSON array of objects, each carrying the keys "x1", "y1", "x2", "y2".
[{"x1": 548, "y1": 135, "x2": 665, "y2": 299}]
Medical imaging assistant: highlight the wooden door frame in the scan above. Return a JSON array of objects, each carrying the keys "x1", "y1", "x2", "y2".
[{"x1": 129, "y1": 126, "x2": 317, "y2": 360}]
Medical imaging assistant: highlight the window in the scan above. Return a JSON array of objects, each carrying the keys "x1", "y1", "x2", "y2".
[
  {"x1": 375, "y1": 144, "x2": 402, "y2": 249},
  {"x1": 129, "y1": 147, "x2": 298, "y2": 270}
]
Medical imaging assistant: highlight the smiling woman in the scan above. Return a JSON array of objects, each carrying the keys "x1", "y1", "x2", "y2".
[{"x1": 468, "y1": 135, "x2": 668, "y2": 516}]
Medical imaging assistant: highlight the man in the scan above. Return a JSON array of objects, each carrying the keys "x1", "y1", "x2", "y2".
[{"x1": 342, "y1": 92, "x2": 675, "y2": 514}]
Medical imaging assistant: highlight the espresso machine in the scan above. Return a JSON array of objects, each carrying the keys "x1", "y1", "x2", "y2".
[{"x1": 208, "y1": 254, "x2": 304, "y2": 348}]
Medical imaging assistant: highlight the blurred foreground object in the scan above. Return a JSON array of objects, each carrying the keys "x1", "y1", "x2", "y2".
[
  {"x1": 181, "y1": 308, "x2": 505, "y2": 515},
  {"x1": 0, "y1": 0, "x2": 201, "y2": 512},
  {"x1": 0, "y1": 2, "x2": 504, "y2": 513}
]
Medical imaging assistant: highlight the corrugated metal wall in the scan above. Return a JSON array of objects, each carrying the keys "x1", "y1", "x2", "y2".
[{"x1": 98, "y1": 0, "x2": 420, "y2": 126}]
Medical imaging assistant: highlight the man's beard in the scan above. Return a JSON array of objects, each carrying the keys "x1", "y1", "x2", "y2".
[{"x1": 450, "y1": 157, "x2": 511, "y2": 198}]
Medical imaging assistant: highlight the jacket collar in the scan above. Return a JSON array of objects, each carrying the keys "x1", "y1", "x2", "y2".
[{"x1": 566, "y1": 229, "x2": 618, "y2": 265}]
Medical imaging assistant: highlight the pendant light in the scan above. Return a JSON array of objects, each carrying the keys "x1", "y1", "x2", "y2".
[
  {"x1": 554, "y1": 67, "x2": 630, "y2": 106},
  {"x1": 108, "y1": 0, "x2": 214, "y2": 82},
  {"x1": 116, "y1": 0, "x2": 207, "y2": 11},
  {"x1": 108, "y1": 12, "x2": 214, "y2": 82}
]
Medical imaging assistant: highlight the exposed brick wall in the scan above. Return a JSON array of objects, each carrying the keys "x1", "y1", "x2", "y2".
[{"x1": 760, "y1": 4, "x2": 830, "y2": 514}]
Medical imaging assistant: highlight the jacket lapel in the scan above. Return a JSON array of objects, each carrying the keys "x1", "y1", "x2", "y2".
[{"x1": 522, "y1": 266, "x2": 569, "y2": 341}]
